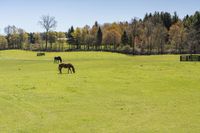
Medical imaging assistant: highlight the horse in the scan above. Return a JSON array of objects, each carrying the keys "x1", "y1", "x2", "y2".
[
  {"x1": 58, "y1": 63, "x2": 75, "y2": 74},
  {"x1": 54, "y1": 56, "x2": 62, "y2": 63}
]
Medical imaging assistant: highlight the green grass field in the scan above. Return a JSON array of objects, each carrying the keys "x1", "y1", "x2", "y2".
[{"x1": 0, "y1": 50, "x2": 200, "y2": 133}]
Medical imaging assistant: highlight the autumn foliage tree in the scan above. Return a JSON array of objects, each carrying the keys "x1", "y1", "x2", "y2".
[
  {"x1": 1, "y1": 11, "x2": 200, "y2": 54},
  {"x1": 169, "y1": 21, "x2": 187, "y2": 54}
]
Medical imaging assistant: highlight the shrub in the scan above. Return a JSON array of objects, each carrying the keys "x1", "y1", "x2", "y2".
[{"x1": 121, "y1": 45, "x2": 132, "y2": 53}]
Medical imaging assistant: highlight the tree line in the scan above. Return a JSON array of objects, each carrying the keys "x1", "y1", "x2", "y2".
[{"x1": 0, "y1": 11, "x2": 200, "y2": 54}]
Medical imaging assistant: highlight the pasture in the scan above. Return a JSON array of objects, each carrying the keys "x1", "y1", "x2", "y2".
[{"x1": 0, "y1": 50, "x2": 200, "y2": 132}]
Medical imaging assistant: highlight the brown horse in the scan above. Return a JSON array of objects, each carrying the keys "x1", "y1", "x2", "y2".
[
  {"x1": 58, "y1": 63, "x2": 75, "y2": 74},
  {"x1": 54, "y1": 56, "x2": 62, "y2": 63}
]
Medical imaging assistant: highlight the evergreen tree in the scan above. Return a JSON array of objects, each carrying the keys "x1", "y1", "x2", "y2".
[
  {"x1": 161, "y1": 12, "x2": 172, "y2": 30},
  {"x1": 67, "y1": 26, "x2": 75, "y2": 49},
  {"x1": 29, "y1": 33, "x2": 35, "y2": 44},
  {"x1": 193, "y1": 11, "x2": 200, "y2": 31},
  {"x1": 172, "y1": 12, "x2": 179, "y2": 24},
  {"x1": 96, "y1": 27, "x2": 103, "y2": 50},
  {"x1": 95, "y1": 21, "x2": 99, "y2": 27},
  {"x1": 144, "y1": 13, "x2": 149, "y2": 21},
  {"x1": 121, "y1": 31, "x2": 129, "y2": 45}
]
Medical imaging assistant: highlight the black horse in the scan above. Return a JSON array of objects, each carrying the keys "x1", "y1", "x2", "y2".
[
  {"x1": 58, "y1": 63, "x2": 75, "y2": 74},
  {"x1": 54, "y1": 56, "x2": 62, "y2": 63}
]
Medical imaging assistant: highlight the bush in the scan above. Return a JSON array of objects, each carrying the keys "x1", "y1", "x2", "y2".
[{"x1": 121, "y1": 45, "x2": 132, "y2": 53}]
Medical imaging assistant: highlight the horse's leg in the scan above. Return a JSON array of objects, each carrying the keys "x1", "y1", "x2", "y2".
[
  {"x1": 69, "y1": 68, "x2": 72, "y2": 74},
  {"x1": 70, "y1": 68, "x2": 72, "y2": 74},
  {"x1": 59, "y1": 67, "x2": 62, "y2": 74}
]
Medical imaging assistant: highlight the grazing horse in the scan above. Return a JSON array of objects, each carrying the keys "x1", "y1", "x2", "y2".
[
  {"x1": 54, "y1": 56, "x2": 62, "y2": 63},
  {"x1": 58, "y1": 63, "x2": 75, "y2": 74}
]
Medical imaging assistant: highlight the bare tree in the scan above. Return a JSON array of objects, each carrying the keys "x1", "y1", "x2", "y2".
[
  {"x1": 39, "y1": 15, "x2": 57, "y2": 50},
  {"x1": 4, "y1": 25, "x2": 17, "y2": 35}
]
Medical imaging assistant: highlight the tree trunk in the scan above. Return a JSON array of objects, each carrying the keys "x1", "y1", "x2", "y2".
[
  {"x1": 45, "y1": 31, "x2": 48, "y2": 51},
  {"x1": 132, "y1": 36, "x2": 135, "y2": 55}
]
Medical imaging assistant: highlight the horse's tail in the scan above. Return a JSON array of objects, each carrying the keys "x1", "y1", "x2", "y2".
[{"x1": 71, "y1": 65, "x2": 75, "y2": 73}]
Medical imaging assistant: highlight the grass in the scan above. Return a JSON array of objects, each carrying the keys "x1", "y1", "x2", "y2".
[{"x1": 0, "y1": 50, "x2": 200, "y2": 133}]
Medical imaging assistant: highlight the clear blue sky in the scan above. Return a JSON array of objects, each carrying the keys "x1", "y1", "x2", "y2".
[{"x1": 0, "y1": 0, "x2": 199, "y2": 34}]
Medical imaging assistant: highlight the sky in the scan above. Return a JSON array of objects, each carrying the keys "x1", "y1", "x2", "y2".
[{"x1": 0, "y1": 0, "x2": 199, "y2": 34}]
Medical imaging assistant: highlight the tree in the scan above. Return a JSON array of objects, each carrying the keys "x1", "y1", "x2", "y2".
[
  {"x1": 96, "y1": 27, "x2": 103, "y2": 50},
  {"x1": 172, "y1": 12, "x2": 179, "y2": 24},
  {"x1": 85, "y1": 34, "x2": 95, "y2": 50},
  {"x1": 169, "y1": 21, "x2": 187, "y2": 54},
  {"x1": 18, "y1": 29, "x2": 28, "y2": 49},
  {"x1": 4, "y1": 25, "x2": 17, "y2": 35},
  {"x1": 30, "y1": 33, "x2": 42, "y2": 50},
  {"x1": 144, "y1": 20, "x2": 154, "y2": 54},
  {"x1": 187, "y1": 28, "x2": 199, "y2": 54},
  {"x1": 91, "y1": 21, "x2": 99, "y2": 37},
  {"x1": 34, "y1": 33, "x2": 42, "y2": 44},
  {"x1": 95, "y1": 21, "x2": 99, "y2": 27},
  {"x1": 29, "y1": 33, "x2": 35, "y2": 44},
  {"x1": 57, "y1": 32, "x2": 66, "y2": 51},
  {"x1": 4, "y1": 25, "x2": 26, "y2": 49},
  {"x1": 81, "y1": 25, "x2": 90, "y2": 50},
  {"x1": 102, "y1": 22, "x2": 122, "y2": 50},
  {"x1": 161, "y1": 12, "x2": 172, "y2": 30},
  {"x1": 121, "y1": 31, "x2": 129, "y2": 45},
  {"x1": 38, "y1": 15, "x2": 57, "y2": 50},
  {"x1": 0, "y1": 36, "x2": 8, "y2": 49},
  {"x1": 152, "y1": 24, "x2": 168, "y2": 54},
  {"x1": 4, "y1": 25, "x2": 17, "y2": 48},
  {"x1": 67, "y1": 26, "x2": 75, "y2": 49},
  {"x1": 20, "y1": 32, "x2": 29, "y2": 49},
  {"x1": 49, "y1": 31, "x2": 57, "y2": 50},
  {"x1": 193, "y1": 11, "x2": 200, "y2": 30},
  {"x1": 103, "y1": 29, "x2": 121, "y2": 50},
  {"x1": 183, "y1": 11, "x2": 200, "y2": 54},
  {"x1": 10, "y1": 33, "x2": 20, "y2": 48},
  {"x1": 73, "y1": 28, "x2": 82, "y2": 49},
  {"x1": 129, "y1": 18, "x2": 140, "y2": 54}
]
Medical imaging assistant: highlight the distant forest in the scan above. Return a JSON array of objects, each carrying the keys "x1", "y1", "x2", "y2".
[{"x1": 0, "y1": 11, "x2": 200, "y2": 55}]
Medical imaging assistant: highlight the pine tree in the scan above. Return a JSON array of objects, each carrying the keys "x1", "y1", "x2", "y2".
[
  {"x1": 67, "y1": 26, "x2": 75, "y2": 49},
  {"x1": 121, "y1": 31, "x2": 129, "y2": 45},
  {"x1": 95, "y1": 21, "x2": 99, "y2": 27},
  {"x1": 96, "y1": 27, "x2": 102, "y2": 50},
  {"x1": 172, "y1": 12, "x2": 179, "y2": 24},
  {"x1": 161, "y1": 12, "x2": 172, "y2": 30},
  {"x1": 29, "y1": 33, "x2": 35, "y2": 44}
]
